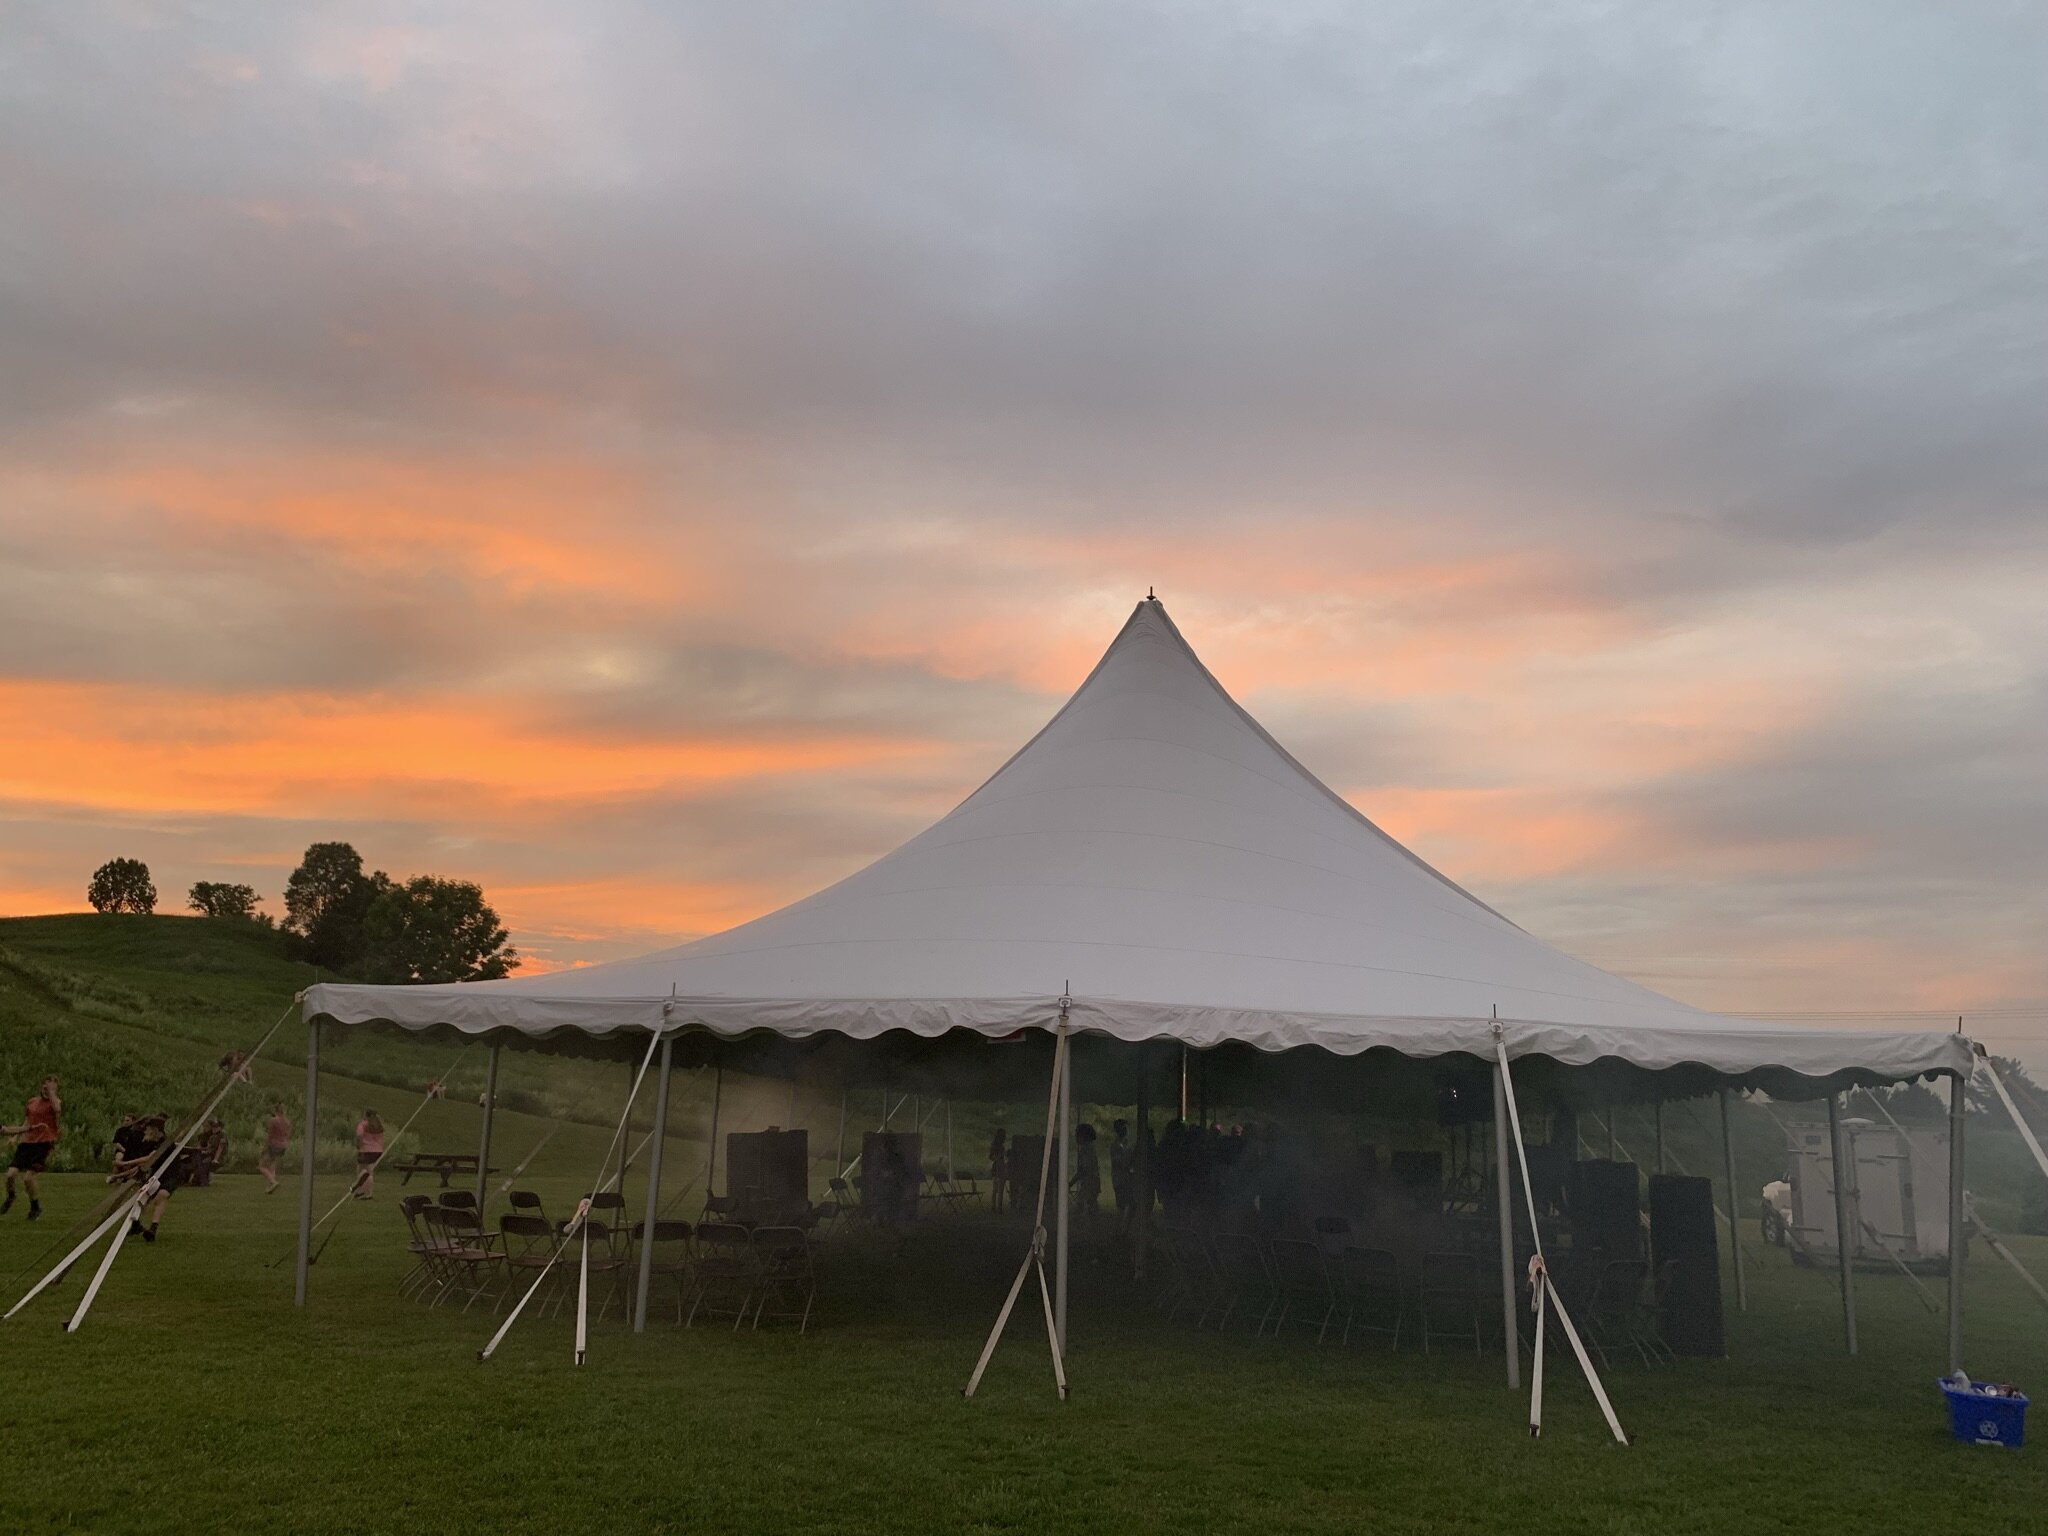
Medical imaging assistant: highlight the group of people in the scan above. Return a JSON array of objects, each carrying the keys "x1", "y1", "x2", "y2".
[
  {"x1": 2, "y1": 1065, "x2": 312, "y2": 1241},
  {"x1": 983, "y1": 1115, "x2": 1310, "y2": 1237}
]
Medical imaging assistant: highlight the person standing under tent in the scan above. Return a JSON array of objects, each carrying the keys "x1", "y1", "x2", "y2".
[
  {"x1": 1071, "y1": 1122, "x2": 1101, "y2": 1222},
  {"x1": 1109, "y1": 1119, "x2": 1134, "y2": 1236},
  {"x1": 351, "y1": 1109, "x2": 385, "y2": 1199},
  {"x1": 259, "y1": 1101, "x2": 291, "y2": 1193},
  {"x1": 988, "y1": 1128, "x2": 1008, "y2": 1215},
  {"x1": 3, "y1": 1075, "x2": 62, "y2": 1220}
]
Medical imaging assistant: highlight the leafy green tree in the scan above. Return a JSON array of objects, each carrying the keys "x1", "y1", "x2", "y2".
[
  {"x1": 87, "y1": 858, "x2": 157, "y2": 914},
  {"x1": 187, "y1": 881, "x2": 263, "y2": 920},
  {"x1": 282, "y1": 842, "x2": 388, "y2": 970},
  {"x1": 360, "y1": 876, "x2": 520, "y2": 984}
]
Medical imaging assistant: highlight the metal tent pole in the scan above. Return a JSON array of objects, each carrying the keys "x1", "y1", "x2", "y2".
[
  {"x1": 1493, "y1": 1063, "x2": 1521, "y2": 1389},
  {"x1": 1719, "y1": 1089, "x2": 1746, "y2": 1312},
  {"x1": 836, "y1": 1090, "x2": 847, "y2": 1175},
  {"x1": 705, "y1": 1059, "x2": 724, "y2": 1202},
  {"x1": 1606, "y1": 1107, "x2": 1615, "y2": 1160},
  {"x1": 1179, "y1": 1047, "x2": 1189, "y2": 1120},
  {"x1": 294, "y1": 1017, "x2": 320, "y2": 1307},
  {"x1": 1948, "y1": 1065, "x2": 1968, "y2": 1376},
  {"x1": 945, "y1": 1100, "x2": 954, "y2": 1179},
  {"x1": 475, "y1": 1041, "x2": 501, "y2": 1210},
  {"x1": 634, "y1": 1032, "x2": 674, "y2": 1334},
  {"x1": 1056, "y1": 1031, "x2": 1074, "y2": 1356},
  {"x1": 1133, "y1": 1059, "x2": 1151, "y2": 1281},
  {"x1": 1827, "y1": 1092, "x2": 1858, "y2": 1354},
  {"x1": 1654, "y1": 1101, "x2": 1666, "y2": 1174}
]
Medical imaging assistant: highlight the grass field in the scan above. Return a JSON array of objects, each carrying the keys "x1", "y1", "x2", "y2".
[
  {"x1": 0, "y1": 1171, "x2": 2044, "y2": 1535},
  {"x1": 4, "y1": 912, "x2": 2047, "y2": 1532}
]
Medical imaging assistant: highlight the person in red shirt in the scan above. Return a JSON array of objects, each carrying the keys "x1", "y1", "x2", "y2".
[{"x1": 3, "y1": 1075, "x2": 62, "y2": 1221}]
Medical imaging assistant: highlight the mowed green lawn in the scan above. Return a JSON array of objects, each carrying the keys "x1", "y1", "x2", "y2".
[{"x1": 1, "y1": 1174, "x2": 2044, "y2": 1535}]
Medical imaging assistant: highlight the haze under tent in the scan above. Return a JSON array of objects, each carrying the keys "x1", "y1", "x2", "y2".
[{"x1": 248, "y1": 596, "x2": 2022, "y2": 1434}]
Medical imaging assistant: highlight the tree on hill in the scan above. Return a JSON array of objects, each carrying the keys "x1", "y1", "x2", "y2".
[
  {"x1": 188, "y1": 881, "x2": 263, "y2": 920},
  {"x1": 87, "y1": 858, "x2": 157, "y2": 914},
  {"x1": 359, "y1": 875, "x2": 520, "y2": 984},
  {"x1": 282, "y1": 842, "x2": 389, "y2": 970}
]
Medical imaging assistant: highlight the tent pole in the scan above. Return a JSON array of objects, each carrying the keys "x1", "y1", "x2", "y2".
[
  {"x1": 1492, "y1": 1063, "x2": 1521, "y2": 1389},
  {"x1": 1179, "y1": 1047, "x2": 1189, "y2": 1120},
  {"x1": 945, "y1": 1099, "x2": 954, "y2": 1180},
  {"x1": 836, "y1": 1090, "x2": 847, "y2": 1178},
  {"x1": 475, "y1": 1040, "x2": 501, "y2": 1210},
  {"x1": 634, "y1": 1031, "x2": 673, "y2": 1334},
  {"x1": 1606, "y1": 1106, "x2": 1615, "y2": 1160},
  {"x1": 1719, "y1": 1089, "x2": 1746, "y2": 1312},
  {"x1": 706, "y1": 1058, "x2": 724, "y2": 1204},
  {"x1": 294, "y1": 1016, "x2": 320, "y2": 1307},
  {"x1": 1826, "y1": 1092, "x2": 1858, "y2": 1354},
  {"x1": 1056, "y1": 1029, "x2": 1073, "y2": 1356},
  {"x1": 1654, "y1": 1100, "x2": 1665, "y2": 1174},
  {"x1": 1948, "y1": 1064, "x2": 1967, "y2": 1375},
  {"x1": 1133, "y1": 1055, "x2": 1151, "y2": 1281}
]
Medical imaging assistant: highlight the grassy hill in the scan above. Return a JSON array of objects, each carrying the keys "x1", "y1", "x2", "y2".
[{"x1": 0, "y1": 913, "x2": 768, "y2": 1182}]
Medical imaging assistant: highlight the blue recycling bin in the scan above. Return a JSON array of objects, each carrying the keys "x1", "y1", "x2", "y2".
[{"x1": 1940, "y1": 1378, "x2": 2028, "y2": 1447}]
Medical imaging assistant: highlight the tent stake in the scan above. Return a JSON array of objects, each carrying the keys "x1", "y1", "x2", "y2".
[
  {"x1": 1719, "y1": 1089, "x2": 1746, "y2": 1312},
  {"x1": 1492, "y1": 1064, "x2": 1521, "y2": 1390},
  {"x1": 295, "y1": 1014, "x2": 320, "y2": 1307},
  {"x1": 1826, "y1": 1093, "x2": 1858, "y2": 1355}
]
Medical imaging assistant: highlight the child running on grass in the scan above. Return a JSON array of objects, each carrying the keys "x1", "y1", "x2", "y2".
[
  {"x1": 3, "y1": 1075, "x2": 62, "y2": 1220},
  {"x1": 259, "y1": 1102, "x2": 291, "y2": 1193},
  {"x1": 351, "y1": 1109, "x2": 385, "y2": 1199}
]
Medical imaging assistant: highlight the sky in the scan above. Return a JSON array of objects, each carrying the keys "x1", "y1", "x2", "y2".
[{"x1": 3, "y1": 3, "x2": 2046, "y2": 1057}]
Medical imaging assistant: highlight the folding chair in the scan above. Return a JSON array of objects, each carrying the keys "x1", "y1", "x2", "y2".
[
  {"x1": 508, "y1": 1189, "x2": 550, "y2": 1229},
  {"x1": 749, "y1": 1226, "x2": 815, "y2": 1333},
  {"x1": 1640, "y1": 1258, "x2": 1680, "y2": 1365},
  {"x1": 555, "y1": 1219, "x2": 628, "y2": 1322},
  {"x1": 685, "y1": 1221, "x2": 757, "y2": 1329},
  {"x1": 1333, "y1": 1246, "x2": 1407, "y2": 1350},
  {"x1": 1268, "y1": 1237, "x2": 1338, "y2": 1341},
  {"x1": 632, "y1": 1220, "x2": 694, "y2": 1325},
  {"x1": 1418, "y1": 1251, "x2": 1486, "y2": 1354},
  {"x1": 1158, "y1": 1226, "x2": 1222, "y2": 1325},
  {"x1": 1311, "y1": 1214, "x2": 1354, "y2": 1256},
  {"x1": 398, "y1": 1195, "x2": 443, "y2": 1300},
  {"x1": 1208, "y1": 1232, "x2": 1281, "y2": 1336},
  {"x1": 439, "y1": 1190, "x2": 479, "y2": 1213},
  {"x1": 431, "y1": 1207, "x2": 505, "y2": 1313},
  {"x1": 499, "y1": 1213, "x2": 565, "y2": 1315}
]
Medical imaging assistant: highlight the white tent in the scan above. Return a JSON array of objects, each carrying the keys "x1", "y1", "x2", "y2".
[
  {"x1": 297, "y1": 596, "x2": 1976, "y2": 1400},
  {"x1": 306, "y1": 597, "x2": 1966, "y2": 1085}
]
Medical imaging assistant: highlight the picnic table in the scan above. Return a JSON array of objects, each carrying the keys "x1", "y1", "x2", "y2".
[{"x1": 392, "y1": 1152, "x2": 496, "y2": 1188}]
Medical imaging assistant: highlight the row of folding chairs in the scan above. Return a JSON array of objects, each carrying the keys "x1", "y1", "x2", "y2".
[
  {"x1": 398, "y1": 1195, "x2": 817, "y2": 1333},
  {"x1": 1153, "y1": 1227, "x2": 1503, "y2": 1353}
]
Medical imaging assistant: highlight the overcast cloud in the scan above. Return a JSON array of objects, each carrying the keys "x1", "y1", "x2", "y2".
[{"x1": 2, "y1": 2, "x2": 2044, "y2": 1057}]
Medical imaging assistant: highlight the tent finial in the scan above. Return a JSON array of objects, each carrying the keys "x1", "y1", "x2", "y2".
[{"x1": 1147, "y1": 586, "x2": 1156, "y2": 601}]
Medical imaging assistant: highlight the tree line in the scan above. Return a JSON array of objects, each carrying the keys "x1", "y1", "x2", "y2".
[{"x1": 83, "y1": 843, "x2": 519, "y2": 985}]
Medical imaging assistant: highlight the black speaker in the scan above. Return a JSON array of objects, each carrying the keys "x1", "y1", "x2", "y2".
[
  {"x1": 1648, "y1": 1174, "x2": 1725, "y2": 1358},
  {"x1": 726, "y1": 1128, "x2": 808, "y2": 1216},
  {"x1": 1573, "y1": 1159, "x2": 1642, "y2": 1258}
]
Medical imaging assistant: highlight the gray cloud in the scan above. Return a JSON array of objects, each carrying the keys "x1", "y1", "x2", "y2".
[{"x1": 3, "y1": 2, "x2": 2046, "y2": 1039}]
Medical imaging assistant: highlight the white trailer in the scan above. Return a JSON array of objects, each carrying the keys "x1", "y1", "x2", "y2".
[{"x1": 1785, "y1": 1117, "x2": 1953, "y2": 1272}]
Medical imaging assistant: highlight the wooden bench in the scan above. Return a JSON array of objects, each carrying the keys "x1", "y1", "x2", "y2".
[{"x1": 392, "y1": 1153, "x2": 496, "y2": 1188}]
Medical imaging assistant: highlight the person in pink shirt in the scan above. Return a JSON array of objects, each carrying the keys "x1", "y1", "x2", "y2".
[
  {"x1": 259, "y1": 1102, "x2": 291, "y2": 1193},
  {"x1": 350, "y1": 1109, "x2": 385, "y2": 1199}
]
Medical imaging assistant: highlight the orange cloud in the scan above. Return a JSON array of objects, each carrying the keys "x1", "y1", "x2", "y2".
[{"x1": 0, "y1": 679, "x2": 943, "y2": 821}]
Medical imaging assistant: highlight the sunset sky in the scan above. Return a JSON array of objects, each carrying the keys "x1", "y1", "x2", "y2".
[{"x1": 4, "y1": 5, "x2": 2046, "y2": 1058}]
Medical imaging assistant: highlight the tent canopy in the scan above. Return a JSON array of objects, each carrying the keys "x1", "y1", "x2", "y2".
[{"x1": 306, "y1": 598, "x2": 1968, "y2": 1084}]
